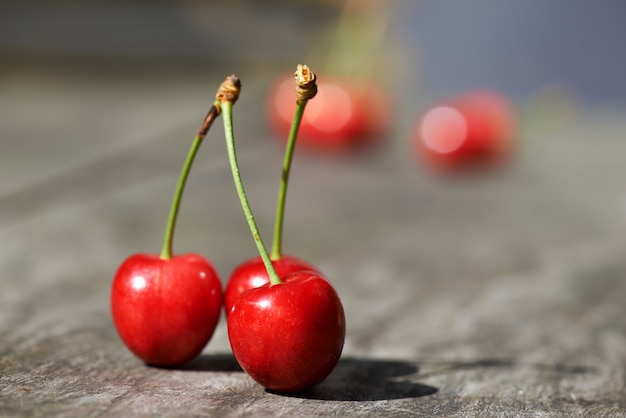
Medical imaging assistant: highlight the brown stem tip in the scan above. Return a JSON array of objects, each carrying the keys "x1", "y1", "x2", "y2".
[
  {"x1": 294, "y1": 64, "x2": 317, "y2": 102},
  {"x1": 196, "y1": 105, "x2": 221, "y2": 138},
  {"x1": 216, "y1": 74, "x2": 241, "y2": 104}
]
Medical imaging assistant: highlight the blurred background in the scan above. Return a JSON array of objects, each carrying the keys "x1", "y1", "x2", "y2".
[
  {"x1": 1, "y1": 0, "x2": 626, "y2": 261},
  {"x1": 2, "y1": 0, "x2": 626, "y2": 273},
  {"x1": 2, "y1": 0, "x2": 626, "y2": 249},
  {"x1": 2, "y1": 0, "x2": 626, "y2": 181},
  {"x1": 3, "y1": 0, "x2": 626, "y2": 153},
  {"x1": 404, "y1": 0, "x2": 626, "y2": 105},
  {"x1": 3, "y1": 0, "x2": 626, "y2": 102}
]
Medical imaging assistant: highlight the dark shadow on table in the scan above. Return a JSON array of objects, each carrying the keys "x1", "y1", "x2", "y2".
[
  {"x1": 415, "y1": 358, "x2": 597, "y2": 379},
  {"x1": 273, "y1": 357, "x2": 438, "y2": 401},
  {"x1": 163, "y1": 353, "x2": 243, "y2": 372}
]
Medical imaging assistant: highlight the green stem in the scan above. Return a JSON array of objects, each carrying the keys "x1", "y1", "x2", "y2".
[
  {"x1": 270, "y1": 100, "x2": 308, "y2": 260},
  {"x1": 323, "y1": 0, "x2": 389, "y2": 81},
  {"x1": 221, "y1": 101, "x2": 282, "y2": 285},
  {"x1": 160, "y1": 104, "x2": 220, "y2": 260}
]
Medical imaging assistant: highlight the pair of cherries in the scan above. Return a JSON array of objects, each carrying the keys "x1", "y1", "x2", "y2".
[{"x1": 111, "y1": 68, "x2": 345, "y2": 393}]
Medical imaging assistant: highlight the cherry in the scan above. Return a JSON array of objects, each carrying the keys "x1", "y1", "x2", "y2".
[
  {"x1": 224, "y1": 255, "x2": 318, "y2": 316},
  {"x1": 266, "y1": 75, "x2": 389, "y2": 154},
  {"x1": 219, "y1": 67, "x2": 346, "y2": 391},
  {"x1": 228, "y1": 270, "x2": 345, "y2": 392},
  {"x1": 110, "y1": 75, "x2": 240, "y2": 366},
  {"x1": 413, "y1": 90, "x2": 517, "y2": 172},
  {"x1": 111, "y1": 253, "x2": 221, "y2": 366},
  {"x1": 224, "y1": 65, "x2": 322, "y2": 315}
]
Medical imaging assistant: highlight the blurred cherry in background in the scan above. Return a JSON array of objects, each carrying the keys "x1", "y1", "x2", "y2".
[
  {"x1": 413, "y1": 90, "x2": 517, "y2": 173},
  {"x1": 265, "y1": 0, "x2": 393, "y2": 155}
]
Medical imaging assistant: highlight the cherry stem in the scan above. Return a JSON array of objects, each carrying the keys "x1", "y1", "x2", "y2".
[
  {"x1": 219, "y1": 78, "x2": 282, "y2": 286},
  {"x1": 323, "y1": 0, "x2": 389, "y2": 82},
  {"x1": 270, "y1": 65, "x2": 318, "y2": 260},
  {"x1": 160, "y1": 101, "x2": 221, "y2": 260}
]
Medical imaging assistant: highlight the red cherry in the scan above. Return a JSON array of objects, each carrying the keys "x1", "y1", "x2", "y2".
[
  {"x1": 414, "y1": 90, "x2": 516, "y2": 171},
  {"x1": 266, "y1": 74, "x2": 390, "y2": 153},
  {"x1": 224, "y1": 254, "x2": 320, "y2": 316},
  {"x1": 228, "y1": 270, "x2": 346, "y2": 392},
  {"x1": 110, "y1": 75, "x2": 240, "y2": 367},
  {"x1": 111, "y1": 253, "x2": 222, "y2": 367}
]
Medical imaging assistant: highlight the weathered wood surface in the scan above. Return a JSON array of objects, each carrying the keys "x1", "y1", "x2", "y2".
[{"x1": 1, "y1": 64, "x2": 626, "y2": 417}]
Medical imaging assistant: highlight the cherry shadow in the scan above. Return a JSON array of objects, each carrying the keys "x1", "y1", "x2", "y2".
[
  {"x1": 415, "y1": 358, "x2": 596, "y2": 379},
  {"x1": 161, "y1": 353, "x2": 243, "y2": 372},
  {"x1": 271, "y1": 357, "x2": 438, "y2": 401}
]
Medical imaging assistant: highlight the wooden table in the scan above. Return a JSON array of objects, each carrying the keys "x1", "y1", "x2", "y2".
[{"x1": 1, "y1": 61, "x2": 625, "y2": 417}]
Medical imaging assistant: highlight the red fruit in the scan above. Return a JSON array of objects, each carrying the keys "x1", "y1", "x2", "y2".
[
  {"x1": 111, "y1": 253, "x2": 222, "y2": 367},
  {"x1": 228, "y1": 270, "x2": 346, "y2": 392},
  {"x1": 414, "y1": 90, "x2": 516, "y2": 171},
  {"x1": 224, "y1": 254, "x2": 319, "y2": 316},
  {"x1": 266, "y1": 74, "x2": 390, "y2": 153}
]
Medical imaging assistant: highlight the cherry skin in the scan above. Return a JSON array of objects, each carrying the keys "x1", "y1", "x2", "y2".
[
  {"x1": 266, "y1": 74, "x2": 390, "y2": 154},
  {"x1": 228, "y1": 270, "x2": 346, "y2": 392},
  {"x1": 111, "y1": 253, "x2": 222, "y2": 367},
  {"x1": 414, "y1": 90, "x2": 516, "y2": 172},
  {"x1": 224, "y1": 254, "x2": 319, "y2": 316}
]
